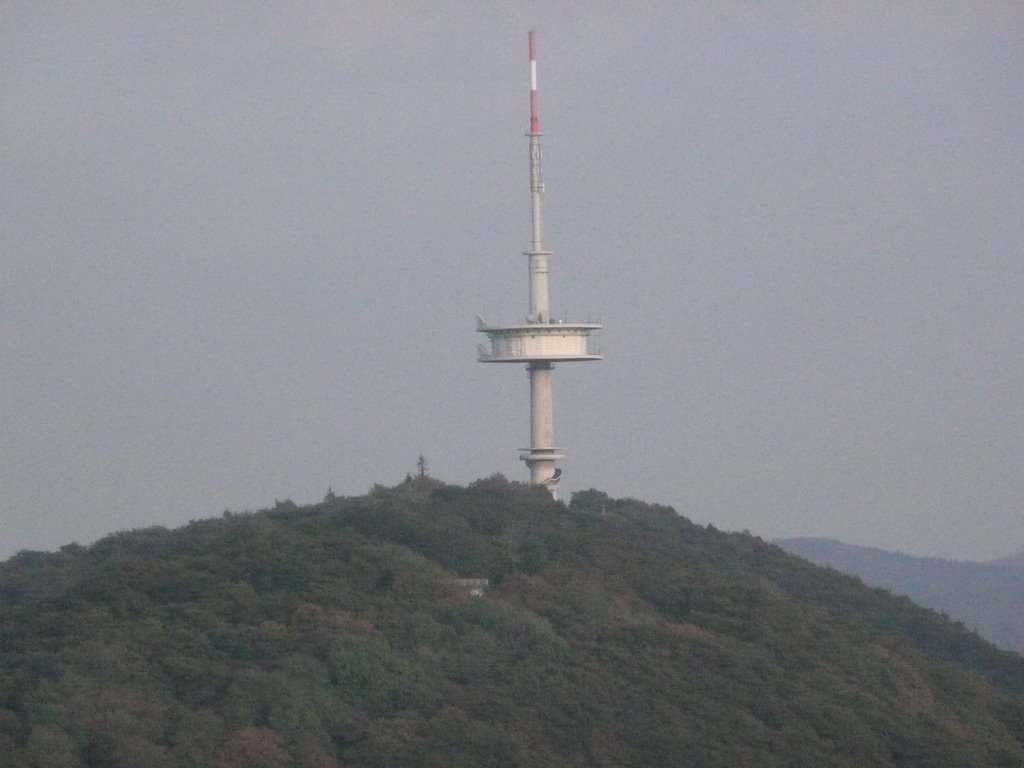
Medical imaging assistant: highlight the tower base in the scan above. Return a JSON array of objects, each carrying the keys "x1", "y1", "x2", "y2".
[{"x1": 520, "y1": 448, "x2": 564, "y2": 497}]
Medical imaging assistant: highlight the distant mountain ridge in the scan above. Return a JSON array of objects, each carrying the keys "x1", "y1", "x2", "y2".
[
  {"x1": 990, "y1": 551, "x2": 1024, "y2": 569},
  {"x1": 776, "y1": 537, "x2": 1024, "y2": 655}
]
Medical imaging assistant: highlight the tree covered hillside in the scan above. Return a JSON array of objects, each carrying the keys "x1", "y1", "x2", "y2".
[{"x1": 2, "y1": 477, "x2": 1024, "y2": 767}]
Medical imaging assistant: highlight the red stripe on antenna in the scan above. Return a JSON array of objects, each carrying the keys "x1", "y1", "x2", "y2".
[{"x1": 528, "y1": 29, "x2": 540, "y2": 133}]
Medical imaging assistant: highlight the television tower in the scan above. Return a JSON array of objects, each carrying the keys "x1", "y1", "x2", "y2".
[{"x1": 477, "y1": 30, "x2": 602, "y2": 496}]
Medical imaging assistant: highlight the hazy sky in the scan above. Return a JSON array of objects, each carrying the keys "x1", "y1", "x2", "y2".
[{"x1": 2, "y1": 3, "x2": 1022, "y2": 562}]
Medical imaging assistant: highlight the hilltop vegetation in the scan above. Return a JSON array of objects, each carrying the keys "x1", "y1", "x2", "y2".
[
  {"x1": 2, "y1": 477, "x2": 1024, "y2": 767},
  {"x1": 777, "y1": 537, "x2": 1024, "y2": 654}
]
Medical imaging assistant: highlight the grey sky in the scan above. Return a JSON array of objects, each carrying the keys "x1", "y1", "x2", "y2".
[{"x1": 2, "y1": 3, "x2": 1021, "y2": 561}]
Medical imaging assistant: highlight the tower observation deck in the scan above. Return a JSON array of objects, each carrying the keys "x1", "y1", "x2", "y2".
[{"x1": 476, "y1": 30, "x2": 602, "y2": 496}]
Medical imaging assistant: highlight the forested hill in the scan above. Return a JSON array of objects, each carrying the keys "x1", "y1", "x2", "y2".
[
  {"x1": 776, "y1": 537, "x2": 1024, "y2": 655},
  {"x1": 2, "y1": 478, "x2": 1024, "y2": 767}
]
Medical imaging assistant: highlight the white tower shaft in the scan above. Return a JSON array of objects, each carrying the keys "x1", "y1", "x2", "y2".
[{"x1": 528, "y1": 132, "x2": 551, "y2": 323}]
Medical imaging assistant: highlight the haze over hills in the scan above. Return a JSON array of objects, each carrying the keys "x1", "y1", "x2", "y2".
[
  {"x1": 776, "y1": 537, "x2": 1024, "y2": 655},
  {"x1": 2, "y1": 480, "x2": 1024, "y2": 767}
]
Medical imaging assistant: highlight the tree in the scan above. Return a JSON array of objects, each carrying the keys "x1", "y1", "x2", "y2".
[
  {"x1": 24, "y1": 726, "x2": 79, "y2": 768},
  {"x1": 214, "y1": 727, "x2": 291, "y2": 768}
]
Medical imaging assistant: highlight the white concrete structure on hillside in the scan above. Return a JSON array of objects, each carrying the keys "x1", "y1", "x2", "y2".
[{"x1": 477, "y1": 30, "x2": 602, "y2": 497}]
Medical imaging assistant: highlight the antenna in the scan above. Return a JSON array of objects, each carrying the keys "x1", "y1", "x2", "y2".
[
  {"x1": 529, "y1": 29, "x2": 540, "y2": 134},
  {"x1": 476, "y1": 30, "x2": 603, "y2": 497}
]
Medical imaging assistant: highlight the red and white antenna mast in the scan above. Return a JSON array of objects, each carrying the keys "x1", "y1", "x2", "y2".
[
  {"x1": 526, "y1": 29, "x2": 549, "y2": 326},
  {"x1": 477, "y1": 30, "x2": 602, "y2": 497},
  {"x1": 529, "y1": 29, "x2": 540, "y2": 134}
]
